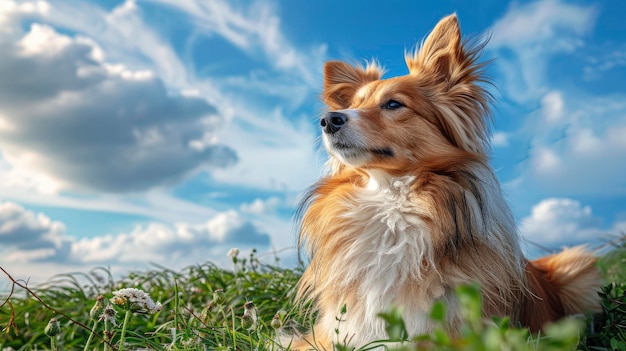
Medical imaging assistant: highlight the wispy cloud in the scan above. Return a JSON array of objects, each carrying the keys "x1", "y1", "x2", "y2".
[
  {"x1": 150, "y1": 0, "x2": 325, "y2": 86},
  {"x1": 511, "y1": 89, "x2": 626, "y2": 197},
  {"x1": 488, "y1": 0, "x2": 597, "y2": 103},
  {"x1": 583, "y1": 47, "x2": 626, "y2": 81}
]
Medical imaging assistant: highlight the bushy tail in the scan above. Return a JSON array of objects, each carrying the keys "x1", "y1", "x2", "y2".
[{"x1": 521, "y1": 246, "x2": 602, "y2": 331}]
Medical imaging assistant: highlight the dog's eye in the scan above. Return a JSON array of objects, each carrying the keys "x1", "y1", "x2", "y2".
[{"x1": 381, "y1": 100, "x2": 404, "y2": 110}]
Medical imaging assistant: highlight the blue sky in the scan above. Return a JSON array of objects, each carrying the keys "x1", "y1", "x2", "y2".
[{"x1": 1, "y1": 0, "x2": 625, "y2": 283}]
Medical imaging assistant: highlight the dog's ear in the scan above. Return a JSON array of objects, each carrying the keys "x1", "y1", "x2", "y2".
[
  {"x1": 323, "y1": 61, "x2": 382, "y2": 109},
  {"x1": 405, "y1": 14, "x2": 463, "y2": 82}
]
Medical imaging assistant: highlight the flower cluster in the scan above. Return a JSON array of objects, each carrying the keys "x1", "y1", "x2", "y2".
[{"x1": 110, "y1": 288, "x2": 162, "y2": 314}]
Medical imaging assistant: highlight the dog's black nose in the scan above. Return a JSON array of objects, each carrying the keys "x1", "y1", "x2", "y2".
[{"x1": 320, "y1": 112, "x2": 347, "y2": 134}]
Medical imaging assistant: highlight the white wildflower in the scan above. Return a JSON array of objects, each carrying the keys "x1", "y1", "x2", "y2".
[
  {"x1": 110, "y1": 287, "x2": 162, "y2": 314},
  {"x1": 227, "y1": 248, "x2": 240, "y2": 258},
  {"x1": 99, "y1": 305, "x2": 118, "y2": 326}
]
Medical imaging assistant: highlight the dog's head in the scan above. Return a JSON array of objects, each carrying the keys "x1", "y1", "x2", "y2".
[{"x1": 320, "y1": 15, "x2": 492, "y2": 176}]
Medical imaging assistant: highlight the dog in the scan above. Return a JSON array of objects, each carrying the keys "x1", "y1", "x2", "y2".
[{"x1": 284, "y1": 14, "x2": 601, "y2": 350}]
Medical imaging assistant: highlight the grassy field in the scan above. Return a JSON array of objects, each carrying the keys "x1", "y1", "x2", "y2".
[{"x1": 1, "y1": 244, "x2": 625, "y2": 350}]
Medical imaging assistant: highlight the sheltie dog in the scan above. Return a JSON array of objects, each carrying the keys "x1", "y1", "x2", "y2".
[{"x1": 285, "y1": 14, "x2": 601, "y2": 350}]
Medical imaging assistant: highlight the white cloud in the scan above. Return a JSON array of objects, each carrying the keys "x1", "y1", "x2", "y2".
[
  {"x1": 102, "y1": 0, "x2": 192, "y2": 89},
  {"x1": 0, "y1": 201, "x2": 71, "y2": 263},
  {"x1": 240, "y1": 197, "x2": 281, "y2": 215},
  {"x1": 488, "y1": 0, "x2": 597, "y2": 102},
  {"x1": 0, "y1": 1, "x2": 50, "y2": 31},
  {"x1": 0, "y1": 172, "x2": 222, "y2": 226},
  {"x1": 520, "y1": 198, "x2": 604, "y2": 247},
  {"x1": 520, "y1": 92, "x2": 626, "y2": 196},
  {"x1": 491, "y1": 131, "x2": 509, "y2": 148},
  {"x1": 0, "y1": 200, "x2": 270, "y2": 268},
  {"x1": 584, "y1": 47, "x2": 626, "y2": 80},
  {"x1": 540, "y1": 91, "x2": 565, "y2": 123},
  {"x1": 211, "y1": 107, "x2": 320, "y2": 190},
  {"x1": 71, "y1": 210, "x2": 270, "y2": 264},
  {"x1": 18, "y1": 22, "x2": 70, "y2": 56},
  {"x1": 527, "y1": 128, "x2": 626, "y2": 195},
  {"x1": 0, "y1": 22, "x2": 237, "y2": 193},
  {"x1": 490, "y1": 0, "x2": 595, "y2": 46},
  {"x1": 613, "y1": 221, "x2": 626, "y2": 235}
]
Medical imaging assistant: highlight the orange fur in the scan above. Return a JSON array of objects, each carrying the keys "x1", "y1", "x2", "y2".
[
  {"x1": 522, "y1": 247, "x2": 602, "y2": 332},
  {"x1": 284, "y1": 14, "x2": 602, "y2": 350}
]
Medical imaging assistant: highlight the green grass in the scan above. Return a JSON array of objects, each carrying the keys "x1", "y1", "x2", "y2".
[
  {"x1": 597, "y1": 240, "x2": 626, "y2": 284},
  {"x1": 1, "y1": 250, "x2": 309, "y2": 350},
  {"x1": 1, "y1": 245, "x2": 625, "y2": 350}
]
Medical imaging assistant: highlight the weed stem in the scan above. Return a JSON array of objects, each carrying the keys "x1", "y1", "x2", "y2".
[
  {"x1": 83, "y1": 319, "x2": 99, "y2": 351},
  {"x1": 118, "y1": 310, "x2": 131, "y2": 351}
]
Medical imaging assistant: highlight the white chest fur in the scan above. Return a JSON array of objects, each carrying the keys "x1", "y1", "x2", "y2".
[{"x1": 320, "y1": 174, "x2": 449, "y2": 347}]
